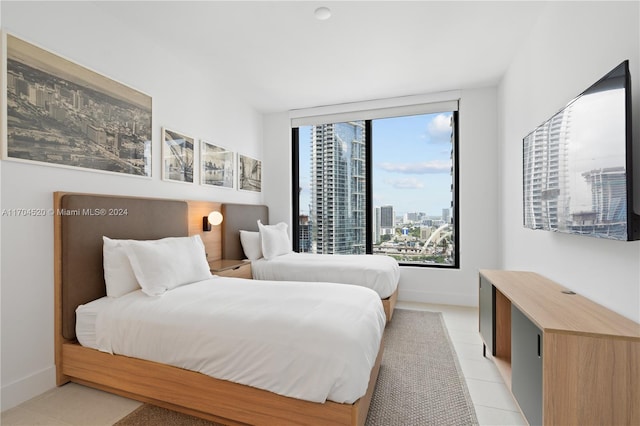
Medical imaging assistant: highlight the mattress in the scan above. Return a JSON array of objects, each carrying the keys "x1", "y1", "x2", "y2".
[
  {"x1": 76, "y1": 276, "x2": 385, "y2": 404},
  {"x1": 251, "y1": 252, "x2": 400, "y2": 298}
]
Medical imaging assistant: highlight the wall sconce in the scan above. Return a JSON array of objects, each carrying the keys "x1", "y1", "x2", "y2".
[{"x1": 203, "y1": 211, "x2": 224, "y2": 232}]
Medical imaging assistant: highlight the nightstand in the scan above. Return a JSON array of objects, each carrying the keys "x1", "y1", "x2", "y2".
[{"x1": 208, "y1": 259, "x2": 252, "y2": 279}]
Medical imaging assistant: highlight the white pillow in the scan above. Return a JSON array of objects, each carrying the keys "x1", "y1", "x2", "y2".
[
  {"x1": 257, "y1": 220, "x2": 292, "y2": 260},
  {"x1": 239, "y1": 230, "x2": 263, "y2": 260},
  {"x1": 103, "y1": 236, "x2": 140, "y2": 297},
  {"x1": 123, "y1": 235, "x2": 212, "y2": 296}
]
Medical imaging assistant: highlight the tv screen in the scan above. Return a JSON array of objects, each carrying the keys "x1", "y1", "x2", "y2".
[{"x1": 523, "y1": 60, "x2": 637, "y2": 241}]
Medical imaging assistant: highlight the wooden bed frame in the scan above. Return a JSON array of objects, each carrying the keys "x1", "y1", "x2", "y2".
[
  {"x1": 53, "y1": 191, "x2": 383, "y2": 426},
  {"x1": 221, "y1": 203, "x2": 399, "y2": 321}
]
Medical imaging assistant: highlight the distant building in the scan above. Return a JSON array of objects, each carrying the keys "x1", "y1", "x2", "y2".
[
  {"x1": 374, "y1": 207, "x2": 381, "y2": 244},
  {"x1": 442, "y1": 208, "x2": 450, "y2": 224},
  {"x1": 298, "y1": 214, "x2": 311, "y2": 253},
  {"x1": 404, "y1": 212, "x2": 420, "y2": 223},
  {"x1": 420, "y1": 227, "x2": 433, "y2": 240},
  {"x1": 380, "y1": 205, "x2": 394, "y2": 236}
]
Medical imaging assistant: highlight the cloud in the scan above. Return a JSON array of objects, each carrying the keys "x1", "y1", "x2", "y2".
[
  {"x1": 385, "y1": 177, "x2": 425, "y2": 189},
  {"x1": 425, "y1": 113, "x2": 453, "y2": 144},
  {"x1": 377, "y1": 160, "x2": 451, "y2": 174}
]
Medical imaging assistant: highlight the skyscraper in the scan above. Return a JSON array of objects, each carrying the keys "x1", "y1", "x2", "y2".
[
  {"x1": 374, "y1": 207, "x2": 381, "y2": 244},
  {"x1": 523, "y1": 106, "x2": 571, "y2": 231},
  {"x1": 310, "y1": 121, "x2": 366, "y2": 254},
  {"x1": 380, "y1": 205, "x2": 394, "y2": 236}
]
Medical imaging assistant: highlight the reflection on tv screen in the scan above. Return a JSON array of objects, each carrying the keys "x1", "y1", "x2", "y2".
[{"x1": 523, "y1": 61, "x2": 630, "y2": 241}]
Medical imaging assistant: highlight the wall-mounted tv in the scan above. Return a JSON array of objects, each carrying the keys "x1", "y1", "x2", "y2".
[{"x1": 523, "y1": 60, "x2": 639, "y2": 241}]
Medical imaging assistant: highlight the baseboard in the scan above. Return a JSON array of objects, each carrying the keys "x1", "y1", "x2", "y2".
[
  {"x1": 398, "y1": 288, "x2": 477, "y2": 307},
  {"x1": 1, "y1": 365, "x2": 56, "y2": 411}
]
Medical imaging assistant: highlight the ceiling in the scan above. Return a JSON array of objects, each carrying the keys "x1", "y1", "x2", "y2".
[{"x1": 96, "y1": 1, "x2": 548, "y2": 113}]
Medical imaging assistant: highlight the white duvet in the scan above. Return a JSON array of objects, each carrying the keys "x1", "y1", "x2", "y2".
[
  {"x1": 251, "y1": 253, "x2": 400, "y2": 298},
  {"x1": 77, "y1": 277, "x2": 385, "y2": 404}
]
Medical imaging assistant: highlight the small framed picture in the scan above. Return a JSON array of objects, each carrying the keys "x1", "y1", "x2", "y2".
[
  {"x1": 238, "y1": 153, "x2": 261, "y2": 192},
  {"x1": 201, "y1": 141, "x2": 234, "y2": 189},
  {"x1": 162, "y1": 127, "x2": 194, "y2": 183}
]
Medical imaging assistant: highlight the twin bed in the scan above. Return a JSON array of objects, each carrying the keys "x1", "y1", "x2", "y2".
[
  {"x1": 221, "y1": 203, "x2": 400, "y2": 321},
  {"x1": 54, "y1": 192, "x2": 389, "y2": 425}
]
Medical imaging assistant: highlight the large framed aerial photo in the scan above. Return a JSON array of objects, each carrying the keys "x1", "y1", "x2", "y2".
[
  {"x1": 3, "y1": 33, "x2": 152, "y2": 176},
  {"x1": 201, "y1": 140, "x2": 233, "y2": 189},
  {"x1": 238, "y1": 153, "x2": 261, "y2": 192},
  {"x1": 162, "y1": 127, "x2": 194, "y2": 183}
]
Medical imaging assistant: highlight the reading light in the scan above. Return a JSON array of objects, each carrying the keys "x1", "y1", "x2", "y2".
[{"x1": 203, "y1": 211, "x2": 224, "y2": 232}]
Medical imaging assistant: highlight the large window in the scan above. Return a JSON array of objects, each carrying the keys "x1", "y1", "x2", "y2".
[{"x1": 292, "y1": 107, "x2": 458, "y2": 268}]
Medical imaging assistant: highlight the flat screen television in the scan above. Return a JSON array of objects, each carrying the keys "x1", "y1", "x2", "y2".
[{"x1": 523, "y1": 60, "x2": 639, "y2": 241}]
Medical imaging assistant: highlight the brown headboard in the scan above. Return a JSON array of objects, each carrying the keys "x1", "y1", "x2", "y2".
[
  {"x1": 221, "y1": 203, "x2": 269, "y2": 260},
  {"x1": 55, "y1": 192, "x2": 189, "y2": 340}
]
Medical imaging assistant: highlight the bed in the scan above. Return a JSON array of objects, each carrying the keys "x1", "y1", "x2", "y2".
[
  {"x1": 221, "y1": 203, "x2": 400, "y2": 321},
  {"x1": 54, "y1": 191, "x2": 385, "y2": 425}
]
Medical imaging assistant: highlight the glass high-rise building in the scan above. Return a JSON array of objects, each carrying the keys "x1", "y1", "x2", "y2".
[
  {"x1": 310, "y1": 121, "x2": 366, "y2": 254},
  {"x1": 523, "y1": 107, "x2": 571, "y2": 231}
]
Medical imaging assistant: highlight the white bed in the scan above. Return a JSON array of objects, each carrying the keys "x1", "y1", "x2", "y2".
[
  {"x1": 76, "y1": 276, "x2": 386, "y2": 405},
  {"x1": 251, "y1": 252, "x2": 399, "y2": 299},
  {"x1": 57, "y1": 192, "x2": 385, "y2": 425},
  {"x1": 231, "y1": 216, "x2": 401, "y2": 320}
]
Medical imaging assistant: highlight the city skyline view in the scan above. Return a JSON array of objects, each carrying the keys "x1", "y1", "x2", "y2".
[{"x1": 298, "y1": 112, "x2": 454, "y2": 218}]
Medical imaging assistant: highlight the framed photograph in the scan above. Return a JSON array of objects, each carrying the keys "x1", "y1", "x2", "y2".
[
  {"x1": 201, "y1": 141, "x2": 234, "y2": 189},
  {"x1": 162, "y1": 127, "x2": 194, "y2": 183},
  {"x1": 238, "y1": 153, "x2": 261, "y2": 192},
  {"x1": 3, "y1": 33, "x2": 152, "y2": 177}
]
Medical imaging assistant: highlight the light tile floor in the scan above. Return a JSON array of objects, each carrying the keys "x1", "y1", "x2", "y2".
[
  {"x1": 2, "y1": 302, "x2": 526, "y2": 426},
  {"x1": 397, "y1": 302, "x2": 527, "y2": 426}
]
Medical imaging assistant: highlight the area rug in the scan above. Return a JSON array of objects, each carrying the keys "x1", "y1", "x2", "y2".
[
  {"x1": 114, "y1": 309, "x2": 478, "y2": 426},
  {"x1": 365, "y1": 309, "x2": 478, "y2": 426}
]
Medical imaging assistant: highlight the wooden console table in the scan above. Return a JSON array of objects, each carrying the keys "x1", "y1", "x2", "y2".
[{"x1": 479, "y1": 269, "x2": 639, "y2": 426}]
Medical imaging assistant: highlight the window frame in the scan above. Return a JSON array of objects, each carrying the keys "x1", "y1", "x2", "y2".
[{"x1": 291, "y1": 110, "x2": 459, "y2": 269}]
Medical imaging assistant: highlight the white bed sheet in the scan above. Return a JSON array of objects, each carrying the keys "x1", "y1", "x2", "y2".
[
  {"x1": 251, "y1": 253, "x2": 399, "y2": 298},
  {"x1": 76, "y1": 276, "x2": 385, "y2": 404},
  {"x1": 76, "y1": 296, "x2": 112, "y2": 350}
]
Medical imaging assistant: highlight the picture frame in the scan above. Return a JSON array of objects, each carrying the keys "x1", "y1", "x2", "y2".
[
  {"x1": 200, "y1": 140, "x2": 234, "y2": 189},
  {"x1": 238, "y1": 153, "x2": 262, "y2": 192},
  {"x1": 2, "y1": 33, "x2": 152, "y2": 177},
  {"x1": 162, "y1": 127, "x2": 194, "y2": 183}
]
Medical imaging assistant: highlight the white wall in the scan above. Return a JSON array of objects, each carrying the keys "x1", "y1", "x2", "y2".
[
  {"x1": 498, "y1": 1, "x2": 640, "y2": 322},
  {"x1": 1, "y1": 2, "x2": 263, "y2": 409},
  {"x1": 263, "y1": 86, "x2": 501, "y2": 307}
]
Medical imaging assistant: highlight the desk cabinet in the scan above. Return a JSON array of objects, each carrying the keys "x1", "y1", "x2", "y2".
[
  {"x1": 478, "y1": 276, "x2": 495, "y2": 356},
  {"x1": 478, "y1": 270, "x2": 639, "y2": 426},
  {"x1": 511, "y1": 305, "x2": 542, "y2": 426}
]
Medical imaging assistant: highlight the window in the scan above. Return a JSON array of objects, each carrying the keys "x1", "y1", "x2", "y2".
[{"x1": 292, "y1": 105, "x2": 459, "y2": 268}]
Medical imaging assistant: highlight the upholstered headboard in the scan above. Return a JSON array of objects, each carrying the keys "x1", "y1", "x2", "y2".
[
  {"x1": 221, "y1": 203, "x2": 269, "y2": 260},
  {"x1": 55, "y1": 192, "x2": 189, "y2": 340}
]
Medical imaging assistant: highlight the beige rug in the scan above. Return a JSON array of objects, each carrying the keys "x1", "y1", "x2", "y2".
[
  {"x1": 366, "y1": 310, "x2": 478, "y2": 425},
  {"x1": 114, "y1": 404, "x2": 225, "y2": 426},
  {"x1": 114, "y1": 309, "x2": 478, "y2": 425}
]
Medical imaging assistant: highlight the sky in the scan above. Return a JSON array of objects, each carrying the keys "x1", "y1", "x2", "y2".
[{"x1": 298, "y1": 111, "x2": 454, "y2": 218}]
